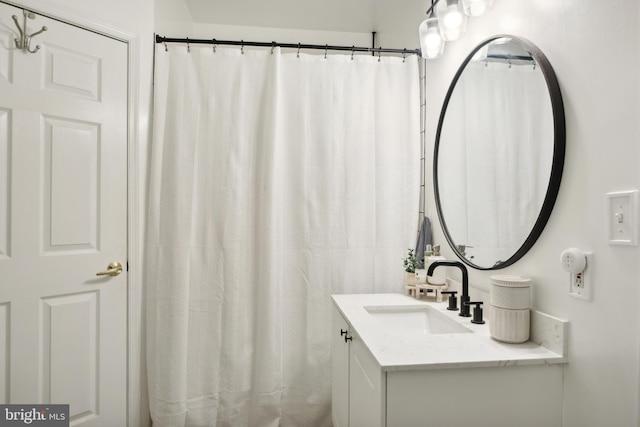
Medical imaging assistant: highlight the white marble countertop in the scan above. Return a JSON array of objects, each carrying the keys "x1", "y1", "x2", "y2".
[{"x1": 332, "y1": 293, "x2": 568, "y2": 372}]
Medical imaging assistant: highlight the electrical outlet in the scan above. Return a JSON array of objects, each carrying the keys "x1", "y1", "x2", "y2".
[
  {"x1": 574, "y1": 271, "x2": 584, "y2": 288},
  {"x1": 569, "y1": 252, "x2": 592, "y2": 301}
]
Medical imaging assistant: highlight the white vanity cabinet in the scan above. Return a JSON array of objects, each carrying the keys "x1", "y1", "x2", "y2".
[
  {"x1": 332, "y1": 307, "x2": 385, "y2": 427},
  {"x1": 332, "y1": 294, "x2": 569, "y2": 427},
  {"x1": 385, "y1": 365, "x2": 562, "y2": 427},
  {"x1": 331, "y1": 308, "x2": 350, "y2": 427}
]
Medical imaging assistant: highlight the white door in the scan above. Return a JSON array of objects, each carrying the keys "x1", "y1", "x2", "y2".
[{"x1": 0, "y1": 3, "x2": 128, "y2": 426}]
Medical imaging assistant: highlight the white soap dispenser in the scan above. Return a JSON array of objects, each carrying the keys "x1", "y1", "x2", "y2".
[{"x1": 426, "y1": 245, "x2": 447, "y2": 285}]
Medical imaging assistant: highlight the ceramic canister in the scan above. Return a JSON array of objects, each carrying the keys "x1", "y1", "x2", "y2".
[
  {"x1": 489, "y1": 307, "x2": 530, "y2": 343},
  {"x1": 489, "y1": 275, "x2": 531, "y2": 309},
  {"x1": 489, "y1": 275, "x2": 531, "y2": 343}
]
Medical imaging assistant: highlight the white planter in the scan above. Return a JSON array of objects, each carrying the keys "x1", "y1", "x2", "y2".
[
  {"x1": 414, "y1": 269, "x2": 428, "y2": 284},
  {"x1": 405, "y1": 272, "x2": 417, "y2": 286}
]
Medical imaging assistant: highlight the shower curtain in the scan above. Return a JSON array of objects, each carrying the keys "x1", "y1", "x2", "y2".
[{"x1": 147, "y1": 44, "x2": 420, "y2": 427}]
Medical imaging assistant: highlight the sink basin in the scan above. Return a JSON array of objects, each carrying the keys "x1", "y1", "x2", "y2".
[{"x1": 365, "y1": 305, "x2": 471, "y2": 336}]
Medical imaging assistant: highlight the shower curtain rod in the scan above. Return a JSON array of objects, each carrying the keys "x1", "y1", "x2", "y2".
[{"x1": 155, "y1": 34, "x2": 421, "y2": 56}]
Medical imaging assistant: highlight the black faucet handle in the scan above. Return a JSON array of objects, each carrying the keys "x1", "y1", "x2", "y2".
[
  {"x1": 441, "y1": 291, "x2": 458, "y2": 311},
  {"x1": 464, "y1": 301, "x2": 485, "y2": 324}
]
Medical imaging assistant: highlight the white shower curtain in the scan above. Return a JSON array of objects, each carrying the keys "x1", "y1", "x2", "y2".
[{"x1": 147, "y1": 44, "x2": 420, "y2": 427}]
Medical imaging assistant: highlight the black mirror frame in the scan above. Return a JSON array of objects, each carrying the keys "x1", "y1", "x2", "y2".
[{"x1": 433, "y1": 35, "x2": 566, "y2": 270}]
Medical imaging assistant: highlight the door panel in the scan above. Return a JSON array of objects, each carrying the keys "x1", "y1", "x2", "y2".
[
  {"x1": 0, "y1": 107, "x2": 8, "y2": 259},
  {"x1": 0, "y1": 302, "x2": 7, "y2": 403},
  {"x1": 44, "y1": 44, "x2": 101, "y2": 100},
  {"x1": 44, "y1": 116, "x2": 99, "y2": 253},
  {"x1": 0, "y1": 2, "x2": 128, "y2": 425},
  {"x1": 0, "y1": 29, "x2": 11, "y2": 83},
  {"x1": 42, "y1": 291, "x2": 99, "y2": 423}
]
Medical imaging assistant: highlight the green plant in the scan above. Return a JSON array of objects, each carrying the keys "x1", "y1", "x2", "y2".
[{"x1": 402, "y1": 248, "x2": 423, "y2": 273}]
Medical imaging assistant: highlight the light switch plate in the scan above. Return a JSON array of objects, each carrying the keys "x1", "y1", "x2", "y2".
[{"x1": 606, "y1": 190, "x2": 638, "y2": 246}]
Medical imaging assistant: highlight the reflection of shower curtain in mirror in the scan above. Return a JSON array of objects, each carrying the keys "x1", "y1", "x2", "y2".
[
  {"x1": 146, "y1": 45, "x2": 420, "y2": 426},
  {"x1": 445, "y1": 61, "x2": 553, "y2": 266}
]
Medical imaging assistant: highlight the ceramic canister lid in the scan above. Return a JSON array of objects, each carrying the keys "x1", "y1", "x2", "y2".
[{"x1": 490, "y1": 274, "x2": 531, "y2": 288}]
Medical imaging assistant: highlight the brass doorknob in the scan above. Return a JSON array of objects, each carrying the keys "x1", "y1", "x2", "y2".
[{"x1": 96, "y1": 262, "x2": 123, "y2": 277}]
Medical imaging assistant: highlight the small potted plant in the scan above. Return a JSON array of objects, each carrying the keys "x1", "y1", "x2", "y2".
[{"x1": 402, "y1": 249, "x2": 424, "y2": 285}]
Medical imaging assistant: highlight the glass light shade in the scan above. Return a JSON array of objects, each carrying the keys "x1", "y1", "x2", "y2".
[
  {"x1": 419, "y1": 16, "x2": 445, "y2": 59},
  {"x1": 436, "y1": 0, "x2": 467, "y2": 41},
  {"x1": 462, "y1": 0, "x2": 493, "y2": 17}
]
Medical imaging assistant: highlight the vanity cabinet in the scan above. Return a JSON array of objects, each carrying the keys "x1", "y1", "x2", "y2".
[
  {"x1": 331, "y1": 309, "x2": 349, "y2": 427},
  {"x1": 332, "y1": 308, "x2": 385, "y2": 427},
  {"x1": 386, "y1": 365, "x2": 562, "y2": 427},
  {"x1": 332, "y1": 306, "x2": 563, "y2": 427}
]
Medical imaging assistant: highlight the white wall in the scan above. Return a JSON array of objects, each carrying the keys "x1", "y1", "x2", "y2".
[
  {"x1": 389, "y1": 1, "x2": 640, "y2": 426},
  {"x1": 155, "y1": 0, "x2": 374, "y2": 52}
]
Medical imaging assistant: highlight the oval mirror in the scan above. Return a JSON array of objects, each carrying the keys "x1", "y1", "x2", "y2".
[{"x1": 434, "y1": 35, "x2": 565, "y2": 270}]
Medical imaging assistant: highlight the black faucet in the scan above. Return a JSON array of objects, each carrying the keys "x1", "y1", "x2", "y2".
[{"x1": 427, "y1": 261, "x2": 471, "y2": 317}]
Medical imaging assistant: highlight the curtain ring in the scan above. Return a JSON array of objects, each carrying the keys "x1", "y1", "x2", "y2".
[
  {"x1": 351, "y1": 46, "x2": 355, "y2": 61},
  {"x1": 377, "y1": 47, "x2": 381, "y2": 62},
  {"x1": 163, "y1": 41, "x2": 168, "y2": 52},
  {"x1": 324, "y1": 44, "x2": 328, "y2": 59},
  {"x1": 186, "y1": 37, "x2": 190, "y2": 53},
  {"x1": 402, "y1": 48, "x2": 406, "y2": 63},
  {"x1": 271, "y1": 41, "x2": 276, "y2": 55},
  {"x1": 212, "y1": 39, "x2": 217, "y2": 53},
  {"x1": 297, "y1": 43, "x2": 300, "y2": 58}
]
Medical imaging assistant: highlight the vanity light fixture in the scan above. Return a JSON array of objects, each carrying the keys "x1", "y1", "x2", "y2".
[
  {"x1": 418, "y1": 10, "x2": 445, "y2": 59},
  {"x1": 436, "y1": 0, "x2": 467, "y2": 41},
  {"x1": 419, "y1": 0, "x2": 494, "y2": 59},
  {"x1": 462, "y1": 0, "x2": 493, "y2": 17}
]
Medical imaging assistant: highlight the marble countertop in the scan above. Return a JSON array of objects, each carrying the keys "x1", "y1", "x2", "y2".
[{"x1": 332, "y1": 293, "x2": 568, "y2": 372}]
